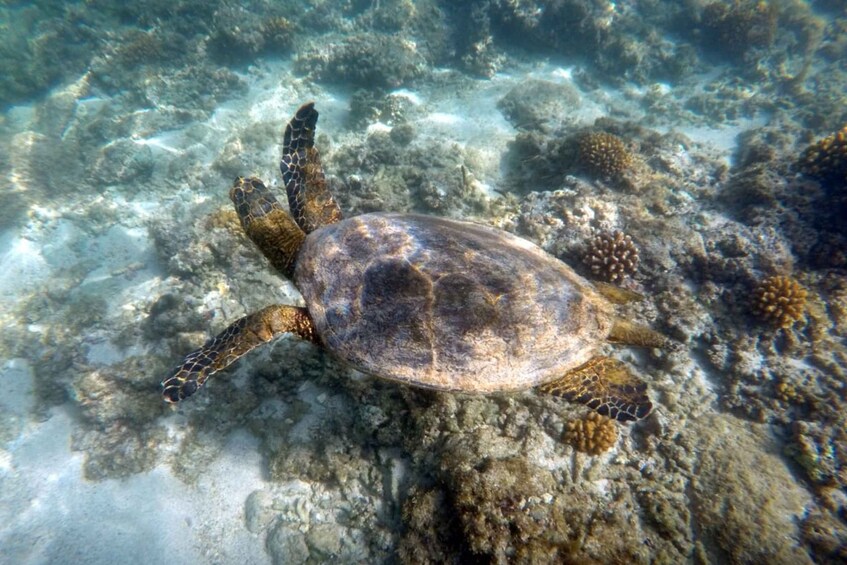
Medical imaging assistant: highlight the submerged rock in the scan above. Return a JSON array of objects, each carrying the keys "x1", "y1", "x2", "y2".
[{"x1": 690, "y1": 415, "x2": 813, "y2": 564}]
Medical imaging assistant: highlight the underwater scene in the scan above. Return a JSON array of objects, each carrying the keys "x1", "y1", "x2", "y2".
[{"x1": 1, "y1": 0, "x2": 846, "y2": 563}]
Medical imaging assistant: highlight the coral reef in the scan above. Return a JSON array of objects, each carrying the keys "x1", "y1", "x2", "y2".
[
  {"x1": 786, "y1": 419, "x2": 845, "y2": 488},
  {"x1": 480, "y1": 0, "x2": 697, "y2": 84},
  {"x1": 577, "y1": 132, "x2": 634, "y2": 179},
  {"x1": 446, "y1": 1, "x2": 503, "y2": 77},
  {"x1": 583, "y1": 231, "x2": 640, "y2": 283},
  {"x1": 328, "y1": 125, "x2": 491, "y2": 218},
  {"x1": 691, "y1": 415, "x2": 813, "y2": 564},
  {"x1": 4, "y1": 1, "x2": 847, "y2": 563},
  {"x1": 296, "y1": 33, "x2": 426, "y2": 89},
  {"x1": 112, "y1": 30, "x2": 173, "y2": 67},
  {"x1": 801, "y1": 511, "x2": 847, "y2": 564},
  {"x1": 699, "y1": 0, "x2": 778, "y2": 61},
  {"x1": 447, "y1": 457, "x2": 580, "y2": 561},
  {"x1": 798, "y1": 125, "x2": 847, "y2": 188},
  {"x1": 398, "y1": 486, "x2": 464, "y2": 564},
  {"x1": 563, "y1": 412, "x2": 617, "y2": 455},
  {"x1": 775, "y1": 380, "x2": 800, "y2": 404},
  {"x1": 207, "y1": 9, "x2": 295, "y2": 64},
  {"x1": 347, "y1": 90, "x2": 412, "y2": 129},
  {"x1": 751, "y1": 275, "x2": 808, "y2": 328},
  {"x1": 497, "y1": 79, "x2": 581, "y2": 132},
  {"x1": 0, "y1": 4, "x2": 99, "y2": 107},
  {"x1": 501, "y1": 119, "x2": 654, "y2": 195}
]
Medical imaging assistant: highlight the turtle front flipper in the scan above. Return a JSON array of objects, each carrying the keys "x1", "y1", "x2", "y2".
[
  {"x1": 539, "y1": 357, "x2": 652, "y2": 422},
  {"x1": 280, "y1": 102, "x2": 342, "y2": 233},
  {"x1": 162, "y1": 305, "x2": 318, "y2": 403},
  {"x1": 230, "y1": 176, "x2": 306, "y2": 279}
]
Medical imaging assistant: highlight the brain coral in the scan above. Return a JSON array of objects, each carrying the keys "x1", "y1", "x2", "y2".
[
  {"x1": 577, "y1": 132, "x2": 633, "y2": 178},
  {"x1": 798, "y1": 125, "x2": 847, "y2": 188},
  {"x1": 583, "y1": 230, "x2": 640, "y2": 283},
  {"x1": 564, "y1": 412, "x2": 617, "y2": 455},
  {"x1": 751, "y1": 275, "x2": 808, "y2": 328}
]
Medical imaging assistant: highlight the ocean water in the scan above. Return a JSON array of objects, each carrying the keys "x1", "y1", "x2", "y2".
[{"x1": 1, "y1": 1, "x2": 846, "y2": 563}]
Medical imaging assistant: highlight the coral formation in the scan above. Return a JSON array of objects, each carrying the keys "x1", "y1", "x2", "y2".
[
  {"x1": 451, "y1": 2, "x2": 503, "y2": 77},
  {"x1": 449, "y1": 457, "x2": 576, "y2": 560},
  {"x1": 699, "y1": 1, "x2": 778, "y2": 61},
  {"x1": 798, "y1": 125, "x2": 847, "y2": 188},
  {"x1": 0, "y1": 6, "x2": 97, "y2": 107},
  {"x1": 583, "y1": 231, "x2": 640, "y2": 283},
  {"x1": 497, "y1": 79, "x2": 581, "y2": 132},
  {"x1": 751, "y1": 275, "x2": 808, "y2": 328},
  {"x1": 347, "y1": 90, "x2": 411, "y2": 129},
  {"x1": 398, "y1": 486, "x2": 463, "y2": 564},
  {"x1": 692, "y1": 415, "x2": 813, "y2": 564},
  {"x1": 564, "y1": 412, "x2": 618, "y2": 455},
  {"x1": 207, "y1": 8, "x2": 294, "y2": 63},
  {"x1": 775, "y1": 381, "x2": 799, "y2": 404},
  {"x1": 801, "y1": 511, "x2": 847, "y2": 564},
  {"x1": 330, "y1": 127, "x2": 490, "y2": 218},
  {"x1": 262, "y1": 17, "x2": 295, "y2": 50},
  {"x1": 786, "y1": 420, "x2": 843, "y2": 487},
  {"x1": 296, "y1": 33, "x2": 426, "y2": 89},
  {"x1": 113, "y1": 31, "x2": 170, "y2": 66},
  {"x1": 5, "y1": 1, "x2": 847, "y2": 562},
  {"x1": 577, "y1": 132, "x2": 633, "y2": 178}
]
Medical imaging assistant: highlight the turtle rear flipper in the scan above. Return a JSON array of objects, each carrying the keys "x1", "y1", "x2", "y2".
[
  {"x1": 607, "y1": 318, "x2": 666, "y2": 348},
  {"x1": 280, "y1": 102, "x2": 342, "y2": 233},
  {"x1": 540, "y1": 357, "x2": 652, "y2": 422},
  {"x1": 162, "y1": 305, "x2": 317, "y2": 402}
]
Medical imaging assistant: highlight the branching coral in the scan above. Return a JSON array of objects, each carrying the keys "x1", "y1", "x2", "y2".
[
  {"x1": 751, "y1": 275, "x2": 807, "y2": 328},
  {"x1": 798, "y1": 125, "x2": 847, "y2": 188},
  {"x1": 564, "y1": 412, "x2": 617, "y2": 455},
  {"x1": 577, "y1": 132, "x2": 633, "y2": 178},
  {"x1": 583, "y1": 231, "x2": 639, "y2": 283}
]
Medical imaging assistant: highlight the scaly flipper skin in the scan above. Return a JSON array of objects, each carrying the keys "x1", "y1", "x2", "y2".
[
  {"x1": 230, "y1": 176, "x2": 305, "y2": 279},
  {"x1": 162, "y1": 305, "x2": 318, "y2": 402},
  {"x1": 280, "y1": 102, "x2": 342, "y2": 233},
  {"x1": 607, "y1": 318, "x2": 666, "y2": 348},
  {"x1": 593, "y1": 281, "x2": 644, "y2": 305},
  {"x1": 539, "y1": 357, "x2": 652, "y2": 422}
]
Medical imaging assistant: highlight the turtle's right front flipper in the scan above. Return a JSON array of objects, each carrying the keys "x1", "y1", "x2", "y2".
[{"x1": 162, "y1": 305, "x2": 318, "y2": 403}]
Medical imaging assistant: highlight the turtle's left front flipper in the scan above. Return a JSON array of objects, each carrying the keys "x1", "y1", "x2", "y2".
[
  {"x1": 280, "y1": 102, "x2": 342, "y2": 233},
  {"x1": 162, "y1": 305, "x2": 318, "y2": 403},
  {"x1": 540, "y1": 357, "x2": 652, "y2": 422}
]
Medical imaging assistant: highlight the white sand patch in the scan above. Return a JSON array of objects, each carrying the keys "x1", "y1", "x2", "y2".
[
  {"x1": 0, "y1": 232, "x2": 50, "y2": 308},
  {"x1": 0, "y1": 406, "x2": 270, "y2": 565},
  {"x1": 678, "y1": 117, "x2": 769, "y2": 161}
]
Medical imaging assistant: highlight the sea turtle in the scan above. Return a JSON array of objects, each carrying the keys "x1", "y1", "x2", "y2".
[{"x1": 161, "y1": 102, "x2": 664, "y2": 422}]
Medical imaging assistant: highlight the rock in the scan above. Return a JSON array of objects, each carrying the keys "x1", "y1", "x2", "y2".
[
  {"x1": 690, "y1": 414, "x2": 814, "y2": 564},
  {"x1": 267, "y1": 523, "x2": 309, "y2": 565}
]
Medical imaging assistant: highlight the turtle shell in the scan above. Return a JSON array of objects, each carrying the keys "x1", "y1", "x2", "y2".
[{"x1": 294, "y1": 213, "x2": 615, "y2": 393}]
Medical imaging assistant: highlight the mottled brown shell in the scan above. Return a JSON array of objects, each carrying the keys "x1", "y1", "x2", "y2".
[{"x1": 294, "y1": 213, "x2": 615, "y2": 392}]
